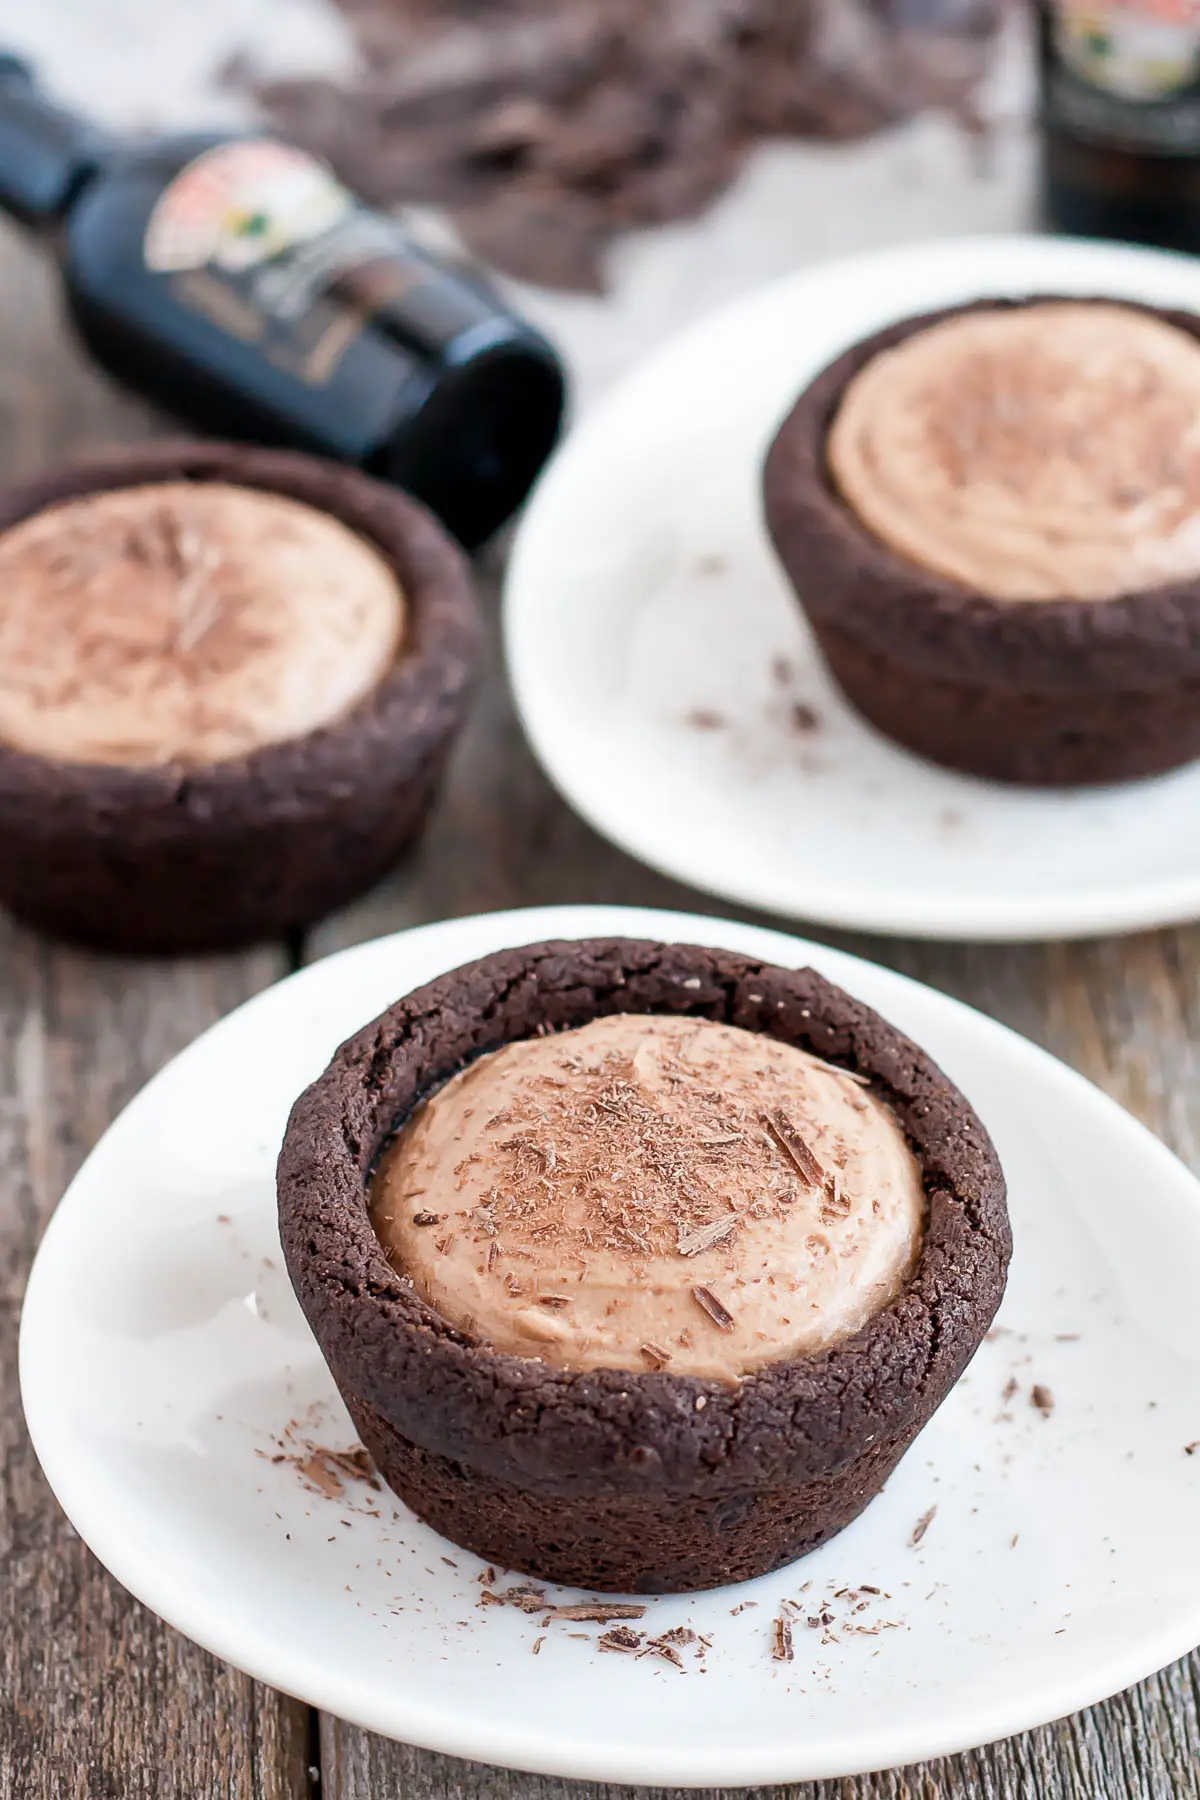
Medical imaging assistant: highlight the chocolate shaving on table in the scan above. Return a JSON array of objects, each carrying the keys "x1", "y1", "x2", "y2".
[
  {"x1": 294, "y1": 1453, "x2": 343, "y2": 1499},
  {"x1": 321, "y1": 1446, "x2": 380, "y2": 1489},
  {"x1": 639, "y1": 1637, "x2": 686, "y2": 1670},
  {"x1": 276, "y1": 1442, "x2": 380, "y2": 1500},
  {"x1": 692, "y1": 1285, "x2": 735, "y2": 1331},
  {"x1": 676, "y1": 1214, "x2": 739, "y2": 1257},
  {"x1": 772, "y1": 1615, "x2": 795, "y2": 1662},
  {"x1": 909, "y1": 1505, "x2": 937, "y2": 1548},
  {"x1": 551, "y1": 1602, "x2": 648, "y2": 1622},
  {"x1": 762, "y1": 1108, "x2": 827, "y2": 1188},
  {"x1": 496, "y1": 1584, "x2": 550, "y2": 1613},
  {"x1": 1031, "y1": 1383, "x2": 1055, "y2": 1417},
  {"x1": 244, "y1": 0, "x2": 1002, "y2": 293},
  {"x1": 598, "y1": 1626, "x2": 644, "y2": 1653}
]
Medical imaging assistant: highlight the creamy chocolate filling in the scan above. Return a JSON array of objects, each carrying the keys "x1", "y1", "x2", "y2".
[
  {"x1": 827, "y1": 301, "x2": 1200, "y2": 603},
  {"x1": 371, "y1": 1013, "x2": 925, "y2": 1381},
  {"x1": 0, "y1": 481, "x2": 405, "y2": 767}
]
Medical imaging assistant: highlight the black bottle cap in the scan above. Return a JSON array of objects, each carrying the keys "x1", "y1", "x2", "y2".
[{"x1": 0, "y1": 55, "x2": 113, "y2": 225}]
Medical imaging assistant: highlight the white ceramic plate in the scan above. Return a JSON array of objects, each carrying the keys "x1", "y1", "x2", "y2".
[
  {"x1": 20, "y1": 904, "x2": 1200, "y2": 1787},
  {"x1": 505, "y1": 235, "x2": 1200, "y2": 941}
]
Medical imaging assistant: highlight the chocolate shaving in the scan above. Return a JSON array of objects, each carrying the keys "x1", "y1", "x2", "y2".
[
  {"x1": 762, "y1": 1109, "x2": 826, "y2": 1188},
  {"x1": 321, "y1": 1446, "x2": 380, "y2": 1490},
  {"x1": 551, "y1": 1602, "x2": 647, "y2": 1622},
  {"x1": 639, "y1": 1638, "x2": 686, "y2": 1670},
  {"x1": 772, "y1": 1615, "x2": 795, "y2": 1662},
  {"x1": 294, "y1": 1454, "x2": 343, "y2": 1499},
  {"x1": 284, "y1": 1443, "x2": 380, "y2": 1500},
  {"x1": 909, "y1": 1506, "x2": 937, "y2": 1548},
  {"x1": 658, "y1": 1626, "x2": 696, "y2": 1646},
  {"x1": 531, "y1": 1636, "x2": 545, "y2": 1655},
  {"x1": 498, "y1": 1585, "x2": 550, "y2": 1613},
  {"x1": 676, "y1": 1215, "x2": 739, "y2": 1257},
  {"x1": 411, "y1": 1211, "x2": 443, "y2": 1227},
  {"x1": 598, "y1": 1626, "x2": 644, "y2": 1653},
  {"x1": 538, "y1": 1294, "x2": 572, "y2": 1308},
  {"x1": 1031, "y1": 1384, "x2": 1055, "y2": 1417},
  {"x1": 641, "y1": 1342, "x2": 672, "y2": 1369},
  {"x1": 692, "y1": 1285, "x2": 735, "y2": 1331},
  {"x1": 819, "y1": 1176, "x2": 851, "y2": 1221}
]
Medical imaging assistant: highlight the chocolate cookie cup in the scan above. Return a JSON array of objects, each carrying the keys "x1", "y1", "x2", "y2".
[
  {"x1": 763, "y1": 297, "x2": 1200, "y2": 786},
  {"x1": 0, "y1": 440, "x2": 481, "y2": 952},
  {"x1": 278, "y1": 937, "x2": 1009, "y2": 1594}
]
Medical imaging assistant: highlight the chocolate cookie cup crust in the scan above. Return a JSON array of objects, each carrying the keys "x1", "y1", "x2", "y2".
[
  {"x1": 0, "y1": 441, "x2": 481, "y2": 952},
  {"x1": 278, "y1": 937, "x2": 1010, "y2": 1593},
  {"x1": 763, "y1": 297, "x2": 1200, "y2": 786}
]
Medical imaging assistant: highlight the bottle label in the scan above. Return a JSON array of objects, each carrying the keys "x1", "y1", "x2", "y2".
[
  {"x1": 1044, "y1": 0, "x2": 1200, "y2": 153},
  {"x1": 143, "y1": 140, "x2": 467, "y2": 385}
]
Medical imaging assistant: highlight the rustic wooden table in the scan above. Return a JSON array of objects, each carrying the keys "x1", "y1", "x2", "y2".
[{"x1": 2, "y1": 220, "x2": 1199, "y2": 1800}]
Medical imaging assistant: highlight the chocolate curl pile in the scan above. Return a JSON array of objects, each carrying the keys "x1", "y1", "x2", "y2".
[{"x1": 248, "y1": 0, "x2": 1001, "y2": 292}]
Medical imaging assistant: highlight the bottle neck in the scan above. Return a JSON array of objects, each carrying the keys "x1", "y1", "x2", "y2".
[{"x1": 0, "y1": 55, "x2": 115, "y2": 227}]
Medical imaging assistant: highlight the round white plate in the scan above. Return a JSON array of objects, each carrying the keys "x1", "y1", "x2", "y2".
[
  {"x1": 20, "y1": 904, "x2": 1200, "y2": 1787},
  {"x1": 505, "y1": 235, "x2": 1200, "y2": 941}
]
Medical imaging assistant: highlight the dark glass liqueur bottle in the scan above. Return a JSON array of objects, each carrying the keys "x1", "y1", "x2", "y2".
[
  {"x1": 1038, "y1": 0, "x2": 1200, "y2": 253},
  {"x1": 0, "y1": 56, "x2": 565, "y2": 549}
]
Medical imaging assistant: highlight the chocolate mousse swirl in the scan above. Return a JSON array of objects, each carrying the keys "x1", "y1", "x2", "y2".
[{"x1": 828, "y1": 301, "x2": 1200, "y2": 603}]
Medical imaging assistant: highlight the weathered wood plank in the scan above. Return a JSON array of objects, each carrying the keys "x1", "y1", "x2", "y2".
[
  {"x1": 311, "y1": 581, "x2": 1200, "y2": 1800},
  {"x1": 0, "y1": 224, "x2": 309, "y2": 1800}
]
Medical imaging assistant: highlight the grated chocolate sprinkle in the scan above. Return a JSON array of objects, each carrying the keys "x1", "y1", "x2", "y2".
[
  {"x1": 692, "y1": 1285, "x2": 735, "y2": 1331},
  {"x1": 762, "y1": 1108, "x2": 827, "y2": 1188},
  {"x1": 676, "y1": 1214, "x2": 739, "y2": 1257},
  {"x1": 909, "y1": 1506, "x2": 937, "y2": 1548},
  {"x1": 551, "y1": 1602, "x2": 647, "y2": 1623}
]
